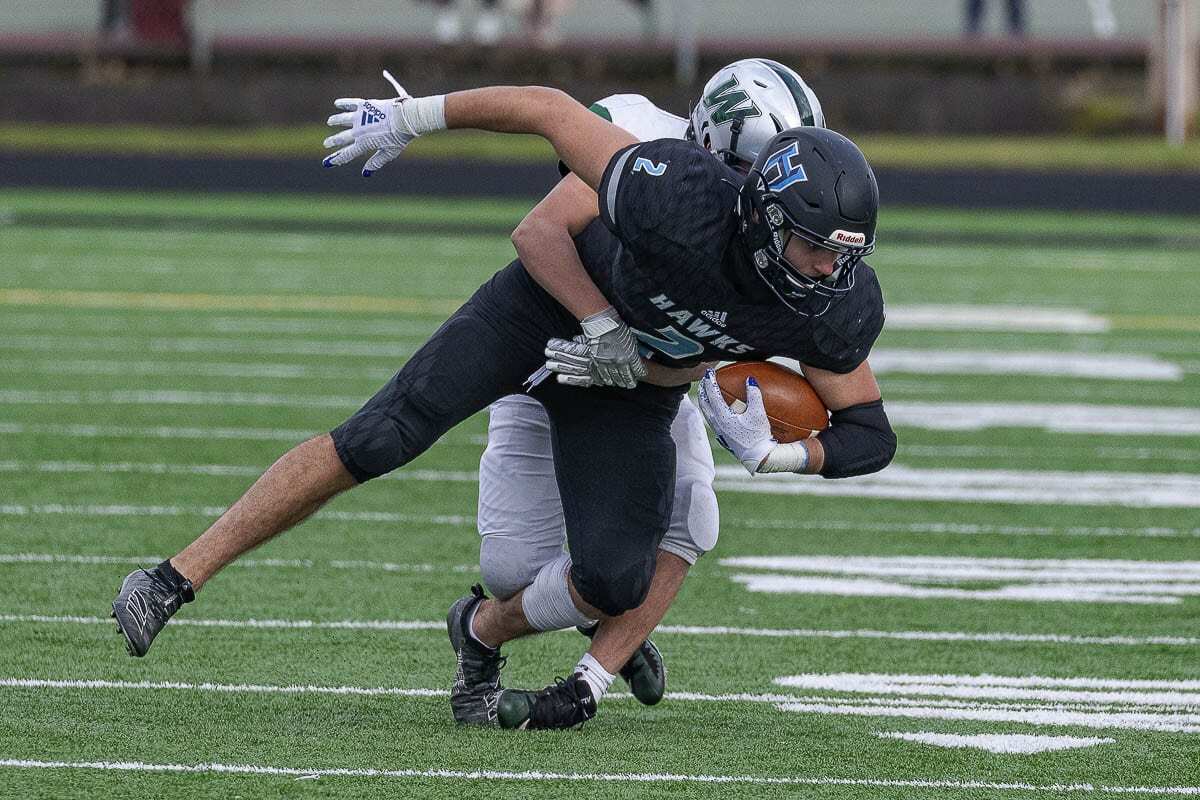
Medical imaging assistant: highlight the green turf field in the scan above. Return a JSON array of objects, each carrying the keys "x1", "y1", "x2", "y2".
[
  {"x1": 5, "y1": 125, "x2": 1200, "y2": 172},
  {"x1": 1, "y1": 188, "x2": 1199, "y2": 798}
]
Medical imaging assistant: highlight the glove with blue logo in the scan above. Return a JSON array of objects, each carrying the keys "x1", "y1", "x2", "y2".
[
  {"x1": 697, "y1": 368, "x2": 810, "y2": 475},
  {"x1": 322, "y1": 71, "x2": 447, "y2": 176}
]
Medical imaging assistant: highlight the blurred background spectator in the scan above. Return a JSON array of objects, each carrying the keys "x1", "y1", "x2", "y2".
[{"x1": 964, "y1": 0, "x2": 1027, "y2": 36}]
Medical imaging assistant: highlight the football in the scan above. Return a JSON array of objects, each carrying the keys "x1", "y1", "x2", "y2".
[{"x1": 715, "y1": 361, "x2": 830, "y2": 442}]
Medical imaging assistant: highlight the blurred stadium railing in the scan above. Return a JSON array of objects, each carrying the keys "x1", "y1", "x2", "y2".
[{"x1": 0, "y1": 1, "x2": 1195, "y2": 138}]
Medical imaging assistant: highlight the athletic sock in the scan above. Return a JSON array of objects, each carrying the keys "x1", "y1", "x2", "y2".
[
  {"x1": 521, "y1": 553, "x2": 596, "y2": 632},
  {"x1": 574, "y1": 652, "x2": 615, "y2": 702},
  {"x1": 466, "y1": 602, "x2": 498, "y2": 651}
]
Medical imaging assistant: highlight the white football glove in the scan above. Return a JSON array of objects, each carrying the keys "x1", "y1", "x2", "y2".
[
  {"x1": 543, "y1": 307, "x2": 648, "y2": 389},
  {"x1": 322, "y1": 70, "x2": 447, "y2": 176},
  {"x1": 697, "y1": 369, "x2": 777, "y2": 474}
]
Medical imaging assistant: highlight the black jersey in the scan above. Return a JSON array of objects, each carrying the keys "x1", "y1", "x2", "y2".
[{"x1": 575, "y1": 138, "x2": 884, "y2": 374}]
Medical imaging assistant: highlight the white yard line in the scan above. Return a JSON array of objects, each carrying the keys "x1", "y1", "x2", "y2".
[
  {"x1": 886, "y1": 402, "x2": 1200, "y2": 435},
  {"x1": 772, "y1": 672, "x2": 1200, "y2": 733},
  {"x1": 874, "y1": 732, "x2": 1115, "y2": 754},
  {"x1": 0, "y1": 758, "x2": 1195, "y2": 794},
  {"x1": 773, "y1": 701, "x2": 1200, "y2": 734},
  {"x1": 868, "y1": 350, "x2": 1180, "y2": 380},
  {"x1": 728, "y1": 575, "x2": 1186, "y2": 604},
  {"x1": 0, "y1": 421, "x2": 322, "y2": 442},
  {"x1": 0, "y1": 390, "x2": 362, "y2": 409},
  {"x1": 5, "y1": 358, "x2": 396, "y2": 382},
  {"x1": 0, "y1": 334, "x2": 415, "y2": 358},
  {"x1": 1, "y1": 613, "x2": 1194, "y2": 647},
  {"x1": 4, "y1": 392, "x2": 1200, "y2": 438},
  {"x1": 715, "y1": 465, "x2": 1200, "y2": 508},
  {"x1": 0, "y1": 553, "x2": 478, "y2": 574},
  {"x1": 720, "y1": 555, "x2": 1200, "y2": 582},
  {"x1": 0, "y1": 496, "x2": 1195, "y2": 539},
  {"x1": 0, "y1": 461, "x2": 479, "y2": 483},
  {"x1": 722, "y1": 555, "x2": 1200, "y2": 605},
  {"x1": 882, "y1": 305, "x2": 1109, "y2": 333},
  {"x1": 0, "y1": 421, "x2": 487, "y2": 447},
  {"x1": 13, "y1": 350, "x2": 1183, "y2": 381},
  {"x1": 6, "y1": 459, "x2": 1200, "y2": 508},
  {"x1": 0, "y1": 504, "x2": 474, "y2": 527},
  {"x1": 727, "y1": 518, "x2": 1200, "y2": 539}
]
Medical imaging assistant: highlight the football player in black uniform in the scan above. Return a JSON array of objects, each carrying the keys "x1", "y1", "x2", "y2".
[{"x1": 110, "y1": 83, "x2": 895, "y2": 731}]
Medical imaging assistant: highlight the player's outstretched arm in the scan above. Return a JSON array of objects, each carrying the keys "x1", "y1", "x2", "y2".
[
  {"x1": 323, "y1": 75, "x2": 634, "y2": 188},
  {"x1": 445, "y1": 87, "x2": 635, "y2": 191}
]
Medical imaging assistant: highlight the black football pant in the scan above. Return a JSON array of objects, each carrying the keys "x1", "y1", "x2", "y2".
[{"x1": 331, "y1": 261, "x2": 685, "y2": 616}]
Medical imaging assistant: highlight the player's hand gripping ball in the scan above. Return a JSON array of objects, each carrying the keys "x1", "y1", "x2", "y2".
[{"x1": 714, "y1": 361, "x2": 829, "y2": 442}]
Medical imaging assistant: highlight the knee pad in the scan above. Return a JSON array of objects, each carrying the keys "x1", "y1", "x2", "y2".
[
  {"x1": 570, "y1": 553, "x2": 655, "y2": 617},
  {"x1": 479, "y1": 536, "x2": 558, "y2": 601}
]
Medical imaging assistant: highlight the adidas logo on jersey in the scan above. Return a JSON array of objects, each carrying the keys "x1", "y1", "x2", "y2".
[
  {"x1": 701, "y1": 309, "x2": 728, "y2": 327},
  {"x1": 360, "y1": 101, "x2": 386, "y2": 126}
]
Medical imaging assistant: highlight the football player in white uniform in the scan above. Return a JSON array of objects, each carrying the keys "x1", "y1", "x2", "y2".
[{"x1": 468, "y1": 59, "x2": 826, "y2": 728}]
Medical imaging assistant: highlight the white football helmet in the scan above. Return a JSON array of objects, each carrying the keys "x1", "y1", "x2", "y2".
[{"x1": 688, "y1": 58, "x2": 825, "y2": 169}]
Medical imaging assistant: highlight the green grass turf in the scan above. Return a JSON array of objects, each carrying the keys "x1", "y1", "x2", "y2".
[
  {"x1": 1, "y1": 190, "x2": 1199, "y2": 797},
  {"x1": 5, "y1": 125, "x2": 1200, "y2": 172}
]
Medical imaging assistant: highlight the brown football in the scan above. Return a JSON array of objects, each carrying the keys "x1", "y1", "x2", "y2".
[{"x1": 715, "y1": 361, "x2": 829, "y2": 442}]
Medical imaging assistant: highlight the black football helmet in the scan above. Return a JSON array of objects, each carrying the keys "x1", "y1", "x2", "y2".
[{"x1": 736, "y1": 127, "x2": 878, "y2": 316}]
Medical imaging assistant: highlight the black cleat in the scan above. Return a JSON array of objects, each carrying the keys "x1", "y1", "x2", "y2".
[
  {"x1": 577, "y1": 624, "x2": 666, "y2": 706},
  {"x1": 497, "y1": 673, "x2": 597, "y2": 730},
  {"x1": 447, "y1": 584, "x2": 506, "y2": 726},
  {"x1": 111, "y1": 565, "x2": 194, "y2": 657}
]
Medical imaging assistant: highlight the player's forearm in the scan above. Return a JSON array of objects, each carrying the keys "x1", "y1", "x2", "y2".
[
  {"x1": 444, "y1": 87, "x2": 634, "y2": 190},
  {"x1": 512, "y1": 216, "x2": 610, "y2": 321},
  {"x1": 641, "y1": 361, "x2": 710, "y2": 388}
]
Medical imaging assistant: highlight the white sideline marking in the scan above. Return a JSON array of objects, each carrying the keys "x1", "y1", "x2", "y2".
[
  {"x1": 724, "y1": 555, "x2": 1200, "y2": 605},
  {"x1": 867, "y1": 350, "x2": 1180, "y2": 380},
  {"x1": 715, "y1": 465, "x2": 1200, "y2": 508},
  {"x1": 887, "y1": 402, "x2": 1200, "y2": 435},
  {"x1": 3, "y1": 613, "x2": 1195, "y2": 647},
  {"x1": 774, "y1": 672, "x2": 1200, "y2": 734},
  {"x1": 875, "y1": 732, "x2": 1115, "y2": 754},
  {"x1": 883, "y1": 305, "x2": 1109, "y2": 333},
  {"x1": 0, "y1": 334, "x2": 414, "y2": 359},
  {"x1": 1, "y1": 759, "x2": 1197, "y2": 795}
]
